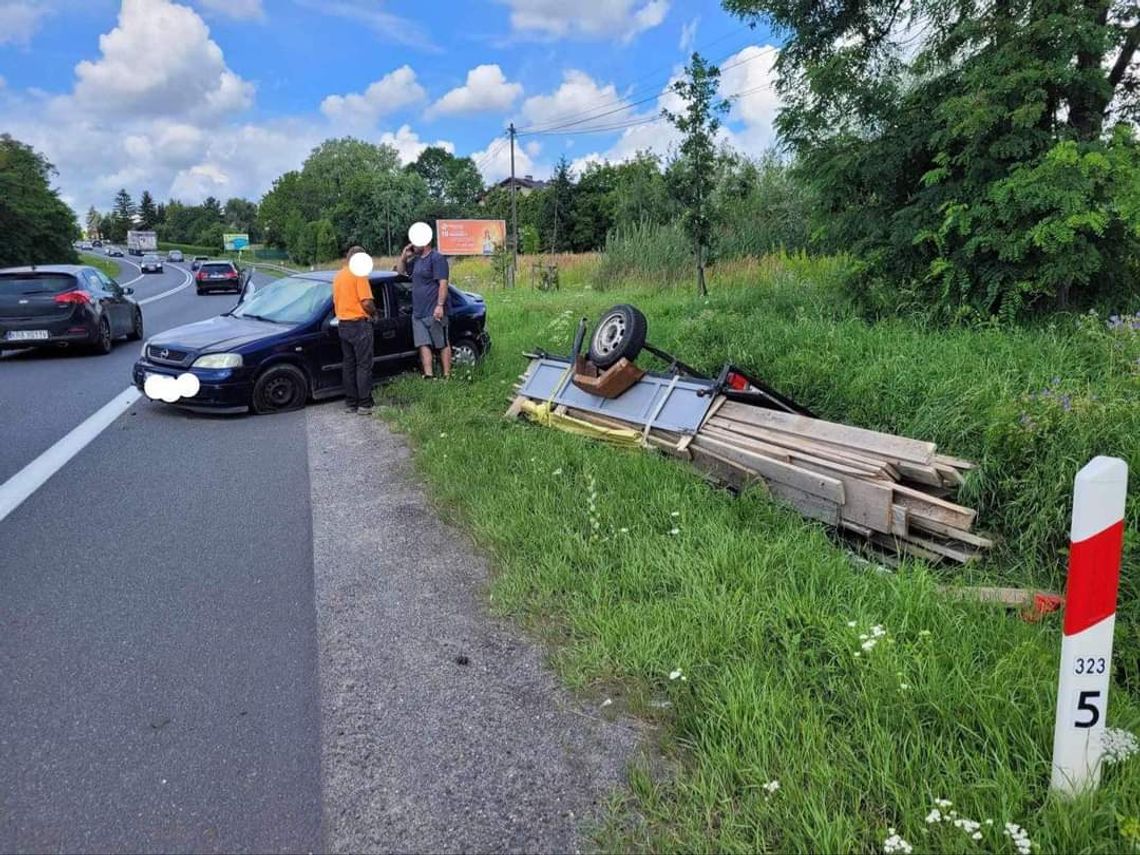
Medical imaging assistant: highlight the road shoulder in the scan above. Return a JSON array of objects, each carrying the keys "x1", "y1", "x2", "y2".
[{"x1": 305, "y1": 401, "x2": 639, "y2": 853}]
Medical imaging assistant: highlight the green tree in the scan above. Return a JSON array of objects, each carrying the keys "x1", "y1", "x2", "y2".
[
  {"x1": 223, "y1": 197, "x2": 259, "y2": 242},
  {"x1": 85, "y1": 206, "x2": 102, "y2": 240},
  {"x1": 724, "y1": 0, "x2": 1140, "y2": 316},
  {"x1": 407, "y1": 146, "x2": 484, "y2": 213},
  {"x1": 541, "y1": 156, "x2": 575, "y2": 253},
  {"x1": 137, "y1": 190, "x2": 157, "y2": 230},
  {"x1": 663, "y1": 52, "x2": 729, "y2": 296},
  {"x1": 106, "y1": 188, "x2": 135, "y2": 243},
  {"x1": 0, "y1": 135, "x2": 79, "y2": 266}
]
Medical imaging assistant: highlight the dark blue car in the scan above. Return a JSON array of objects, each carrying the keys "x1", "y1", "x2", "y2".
[{"x1": 132, "y1": 270, "x2": 490, "y2": 414}]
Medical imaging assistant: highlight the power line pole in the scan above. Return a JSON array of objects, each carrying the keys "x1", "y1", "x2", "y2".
[{"x1": 508, "y1": 123, "x2": 518, "y2": 288}]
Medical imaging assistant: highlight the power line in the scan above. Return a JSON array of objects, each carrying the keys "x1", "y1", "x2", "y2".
[
  {"x1": 516, "y1": 39, "x2": 773, "y2": 136},
  {"x1": 512, "y1": 24, "x2": 751, "y2": 134},
  {"x1": 519, "y1": 82, "x2": 778, "y2": 138}
]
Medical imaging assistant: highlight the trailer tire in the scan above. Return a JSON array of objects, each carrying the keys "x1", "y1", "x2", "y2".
[{"x1": 588, "y1": 304, "x2": 647, "y2": 369}]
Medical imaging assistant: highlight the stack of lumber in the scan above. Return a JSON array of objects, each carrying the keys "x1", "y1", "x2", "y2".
[{"x1": 506, "y1": 390, "x2": 990, "y2": 564}]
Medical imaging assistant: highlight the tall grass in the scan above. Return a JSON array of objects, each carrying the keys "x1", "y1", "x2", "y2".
[
  {"x1": 599, "y1": 221, "x2": 693, "y2": 288},
  {"x1": 377, "y1": 255, "x2": 1140, "y2": 852}
]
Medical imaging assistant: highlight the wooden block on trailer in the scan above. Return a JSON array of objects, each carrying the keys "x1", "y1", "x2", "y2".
[
  {"x1": 893, "y1": 484, "x2": 976, "y2": 530},
  {"x1": 718, "y1": 401, "x2": 937, "y2": 465},
  {"x1": 692, "y1": 435, "x2": 846, "y2": 504}
]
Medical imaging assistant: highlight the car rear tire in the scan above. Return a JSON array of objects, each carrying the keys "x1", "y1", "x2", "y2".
[
  {"x1": 252, "y1": 364, "x2": 308, "y2": 415},
  {"x1": 452, "y1": 337, "x2": 482, "y2": 366},
  {"x1": 588, "y1": 304, "x2": 647, "y2": 369},
  {"x1": 93, "y1": 316, "x2": 113, "y2": 355},
  {"x1": 127, "y1": 308, "x2": 143, "y2": 341}
]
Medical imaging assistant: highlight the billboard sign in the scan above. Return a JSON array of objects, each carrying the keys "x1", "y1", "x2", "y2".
[
  {"x1": 437, "y1": 219, "x2": 506, "y2": 256},
  {"x1": 224, "y1": 233, "x2": 250, "y2": 251}
]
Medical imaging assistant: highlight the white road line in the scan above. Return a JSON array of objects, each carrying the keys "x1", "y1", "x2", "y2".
[
  {"x1": 0, "y1": 386, "x2": 141, "y2": 524},
  {"x1": 115, "y1": 256, "x2": 144, "y2": 287},
  {"x1": 139, "y1": 265, "x2": 192, "y2": 305}
]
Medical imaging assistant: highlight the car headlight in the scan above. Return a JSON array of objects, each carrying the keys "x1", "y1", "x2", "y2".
[{"x1": 192, "y1": 353, "x2": 243, "y2": 369}]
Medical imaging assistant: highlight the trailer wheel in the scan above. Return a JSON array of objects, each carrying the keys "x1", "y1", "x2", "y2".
[{"x1": 588, "y1": 304, "x2": 647, "y2": 369}]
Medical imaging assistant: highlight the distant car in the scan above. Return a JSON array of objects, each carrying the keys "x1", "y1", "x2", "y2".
[
  {"x1": 134, "y1": 271, "x2": 489, "y2": 414},
  {"x1": 195, "y1": 260, "x2": 242, "y2": 294},
  {"x1": 167, "y1": 249, "x2": 184, "y2": 262},
  {"x1": 0, "y1": 264, "x2": 142, "y2": 354},
  {"x1": 107, "y1": 246, "x2": 124, "y2": 257},
  {"x1": 190, "y1": 256, "x2": 210, "y2": 271},
  {"x1": 141, "y1": 254, "x2": 164, "y2": 274},
  {"x1": 79, "y1": 241, "x2": 93, "y2": 250},
  {"x1": 92, "y1": 239, "x2": 103, "y2": 248}
]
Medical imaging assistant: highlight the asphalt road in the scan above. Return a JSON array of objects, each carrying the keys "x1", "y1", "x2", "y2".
[
  {"x1": 0, "y1": 256, "x2": 637, "y2": 853},
  {"x1": 0, "y1": 257, "x2": 321, "y2": 852}
]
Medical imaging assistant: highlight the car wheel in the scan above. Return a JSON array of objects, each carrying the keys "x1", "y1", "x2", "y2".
[
  {"x1": 196, "y1": 288, "x2": 204, "y2": 295},
  {"x1": 452, "y1": 337, "x2": 481, "y2": 366},
  {"x1": 588, "y1": 304, "x2": 647, "y2": 369},
  {"x1": 93, "y1": 316, "x2": 113, "y2": 355},
  {"x1": 252, "y1": 364, "x2": 309, "y2": 414},
  {"x1": 127, "y1": 308, "x2": 143, "y2": 341}
]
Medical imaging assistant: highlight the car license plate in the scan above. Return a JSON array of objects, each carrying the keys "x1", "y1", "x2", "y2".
[
  {"x1": 210, "y1": 274, "x2": 223, "y2": 279},
  {"x1": 6, "y1": 330, "x2": 49, "y2": 341}
]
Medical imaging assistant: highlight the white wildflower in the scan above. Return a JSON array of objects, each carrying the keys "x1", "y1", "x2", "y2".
[
  {"x1": 669, "y1": 528, "x2": 680, "y2": 535},
  {"x1": 899, "y1": 683, "x2": 910, "y2": 690},
  {"x1": 870, "y1": 625, "x2": 887, "y2": 638},
  {"x1": 934, "y1": 799, "x2": 953, "y2": 809},
  {"x1": 861, "y1": 639, "x2": 878, "y2": 651},
  {"x1": 919, "y1": 629, "x2": 932, "y2": 637},
  {"x1": 762, "y1": 779, "x2": 780, "y2": 797},
  {"x1": 925, "y1": 810, "x2": 942, "y2": 824},
  {"x1": 669, "y1": 669, "x2": 686, "y2": 681},
  {"x1": 671, "y1": 511, "x2": 681, "y2": 517},
  {"x1": 972, "y1": 832, "x2": 983, "y2": 840},
  {"x1": 1101, "y1": 727, "x2": 1140, "y2": 763},
  {"x1": 551, "y1": 468, "x2": 563, "y2": 476},
  {"x1": 883, "y1": 831, "x2": 913, "y2": 854},
  {"x1": 439, "y1": 432, "x2": 447, "y2": 438},
  {"x1": 619, "y1": 527, "x2": 629, "y2": 533},
  {"x1": 847, "y1": 620, "x2": 858, "y2": 627},
  {"x1": 1003, "y1": 822, "x2": 1032, "y2": 855},
  {"x1": 853, "y1": 652, "x2": 862, "y2": 658},
  {"x1": 600, "y1": 698, "x2": 612, "y2": 708}
]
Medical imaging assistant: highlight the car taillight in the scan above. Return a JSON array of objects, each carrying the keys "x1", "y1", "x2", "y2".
[
  {"x1": 227, "y1": 271, "x2": 238, "y2": 279},
  {"x1": 196, "y1": 271, "x2": 205, "y2": 280},
  {"x1": 53, "y1": 290, "x2": 92, "y2": 305},
  {"x1": 726, "y1": 371, "x2": 749, "y2": 391}
]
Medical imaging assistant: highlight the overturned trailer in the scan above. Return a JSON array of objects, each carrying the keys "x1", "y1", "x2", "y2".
[{"x1": 506, "y1": 306, "x2": 989, "y2": 565}]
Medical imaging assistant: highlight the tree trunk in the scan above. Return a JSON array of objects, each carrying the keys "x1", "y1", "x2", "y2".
[{"x1": 696, "y1": 240, "x2": 707, "y2": 297}]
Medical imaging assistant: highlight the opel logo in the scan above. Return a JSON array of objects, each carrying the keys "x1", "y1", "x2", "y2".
[{"x1": 159, "y1": 348, "x2": 170, "y2": 359}]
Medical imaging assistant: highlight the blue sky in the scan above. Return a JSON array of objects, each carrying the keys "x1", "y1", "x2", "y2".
[{"x1": 0, "y1": 0, "x2": 781, "y2": 214}]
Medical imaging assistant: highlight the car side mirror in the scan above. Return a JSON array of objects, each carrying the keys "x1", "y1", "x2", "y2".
[
  {"x1": 323, "y1": 315, "x2": 339, "y2": 332},
  {"x1": 123, "y1": 286, "x2": 134, "y2": 295}
]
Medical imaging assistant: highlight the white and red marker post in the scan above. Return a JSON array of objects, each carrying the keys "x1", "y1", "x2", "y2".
[{"x1": 1050, "y1": 456, "x2": 1129, "y2": 796}]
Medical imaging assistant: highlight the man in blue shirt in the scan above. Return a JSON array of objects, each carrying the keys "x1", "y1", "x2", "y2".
[{"x1": 397, "y1": 229, "x2": 452, "y2": 379}]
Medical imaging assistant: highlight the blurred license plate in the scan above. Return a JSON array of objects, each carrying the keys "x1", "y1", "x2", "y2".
[{"x1": 6, "y1": 330, "x2": 49, "y2": 341}]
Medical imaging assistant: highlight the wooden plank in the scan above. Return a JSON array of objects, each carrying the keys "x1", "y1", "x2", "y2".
[
  {"x1": 940, "y1": 586, "x2": 1041, "y2": 607},
  {"x1": 895, "y1": 460, "x2": 944, "y2": 487},
  {"x1": 692, "y1": 435, "x2": 846, "y2": 504},
  {"x1": 893, "y1": 484, "x2": 977, "y2": 530},
  {"x1": 934, "y1": 463, "x2": 966, "y2": 488},
  {"x1": 703, "y1": 423, "x2": 885, "y2": 479},
  {"x1": 869, "y1": 532, "x2": 943, "y2": 563},
  {"x1": 504, "y1": 396, "x2": 526, "y2": 419},
  {"x1": 688, "y1": 445, "x2": 759, "y2": 493},
  {"x1": 934, "y1": 453, "x2": 976, "y2": 471},
  {"x1": 891, "y1": 504, "x2": 909, "y2": 537},
  {"x1": 718, "y1": 400, "x2": 936, "y2": 465},
  {"x1": 763, "y1": 480, "x2": 843, "y2": 526},
  {"x1": 710, "y1": 416, "x2": 899, "y2": 473},
  {"x1": 908, "y1": 516, "x2": 994, "y2": 549},
  {"x1": 904, "y1": 532, "x2": 979, "y2": 564},
  {"x1": 840, "y1": 519, "x2": 874, "y2": 537}
]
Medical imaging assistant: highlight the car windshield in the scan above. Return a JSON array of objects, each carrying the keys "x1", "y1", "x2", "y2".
[
  {"x1": 143, "y1": 255, "x2": 158, "y2": 261},
  {"x1": 230, "y1": 276, "x2": 329, "y2": 325},
  {"x1": 0, "y1": 274, "x2": 77, "y2": 295},
  {"x1": 202, "y1": 263, "x2": 232, "y2": 273}
]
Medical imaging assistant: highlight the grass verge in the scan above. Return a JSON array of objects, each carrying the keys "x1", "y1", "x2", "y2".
[
  {"x1": 377, "y1": 255, "x2": 1140, "y2": 852},
  {"x1": 79, "y1": 252, "x2": 121, "y2": 278}
]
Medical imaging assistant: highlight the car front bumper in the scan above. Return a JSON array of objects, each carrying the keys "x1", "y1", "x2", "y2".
[{"x1": 132, "y1": 359, "x2": 253, "y2": 413}]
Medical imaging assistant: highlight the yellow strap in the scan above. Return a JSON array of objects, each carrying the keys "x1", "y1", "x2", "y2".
[{"x1": 519, "y1": 399, "x2": 642, "y2": 448}]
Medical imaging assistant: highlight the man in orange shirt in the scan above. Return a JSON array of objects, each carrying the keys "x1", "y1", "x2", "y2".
[{"x1": 332, "y1": 245, "x2": 379, "y2": 414}]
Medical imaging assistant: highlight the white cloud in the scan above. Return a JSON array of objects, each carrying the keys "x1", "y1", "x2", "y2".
[
  {"x1": 524, "y1": 140, "x2": 541, "y2": 157},
  {"x1": 718, "y1": 44, "x2": 781, "y2": 153},
  {"x1": 520, "y1": 69, "x2": 628, "y2": 131},
  {"x1": 194, "y1": 0, "x2": 264, "y2": 20},
  {"x1": 470, "y1": 135, "x2": 536, "y2": 184},
  {"x1": 679, "y1": 16, "x2": 698, "y2": 52},
  {"x1": 320, "y1": 66, "x2": 426, "y2": 126},
  {"x1": 0, "y1": 1, "x2": 49, "y2": 45},
  {"x1": 378, "y1": 124, "x2": 455, "y2": 164},
  {"x1": 426, "y1": 64, "x2": 522, "y2": 118},
  {"x1": 72, "y1": 0, "x2": 253, "y2": 121},
  {"x1": 296, "y1": 0, "x2": 436, "y2": 50},
  {"x1": 497, "y1": 0, "x2": 670, "y2": 41}
]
